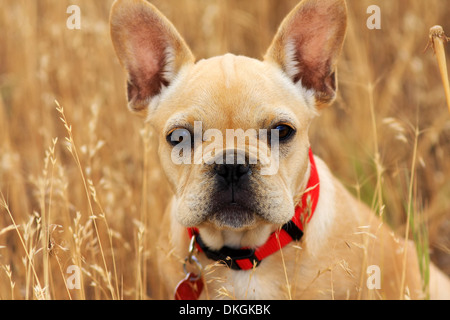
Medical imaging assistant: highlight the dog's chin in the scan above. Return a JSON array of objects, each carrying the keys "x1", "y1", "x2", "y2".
[{"x1": 207, "y1": 203, "x2": 259, "y2": 230}]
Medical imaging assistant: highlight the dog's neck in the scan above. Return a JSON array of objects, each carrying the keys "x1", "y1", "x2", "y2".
[{"x1": 196, "y1": 222, "x2": 277, "y2": 251}]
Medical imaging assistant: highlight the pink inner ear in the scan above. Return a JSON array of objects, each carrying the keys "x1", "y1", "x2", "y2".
[
  {"x1": 288, "y1": 11, "x2": 333, "y2": 81},
  {"x1": 126, "y1": 13, "x2": 170, "y2": 103},
  {"x1": 111, "y1": 0, "x2": 194, "y2": 112},
  {"x1": 283, "y1": 1, "x2": 345, "y2": 99}
]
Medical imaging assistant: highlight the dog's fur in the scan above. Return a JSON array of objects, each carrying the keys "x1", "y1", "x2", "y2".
[{"x1": 110, "y1": 0, "x2": 450, "y2": 299}]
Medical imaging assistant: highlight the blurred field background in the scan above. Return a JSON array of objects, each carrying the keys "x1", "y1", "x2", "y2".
[{"x1": 0, "y1": 0, "x2": 449, "y2": 299}]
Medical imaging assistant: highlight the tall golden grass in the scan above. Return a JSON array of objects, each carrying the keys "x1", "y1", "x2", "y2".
[{"x1": 0, "y1": 0, "x2": 449, "y2": 299}]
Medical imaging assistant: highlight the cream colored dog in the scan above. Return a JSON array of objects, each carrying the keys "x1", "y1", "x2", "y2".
[{"x1": 110, "y1": 0, "x2": 450, "y2": 299}]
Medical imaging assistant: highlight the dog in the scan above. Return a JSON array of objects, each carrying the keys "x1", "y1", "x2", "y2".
[{"x1": 110, "y1": 0, "x2": 450, "y2": 299}]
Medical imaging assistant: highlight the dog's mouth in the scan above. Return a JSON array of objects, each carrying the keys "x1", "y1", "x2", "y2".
[
  {"x1": 205, "y1": 180, "x2": 265, "y2": 229},
  {"x1": 179, "y1": 160, "x2": 294, "y2": 230},
  {"x1": 207, "y1": 202, "x2": 258, "y2": 229},
  {"x1": 180, "y1": 181, "x2": 292, "y2": 230}
]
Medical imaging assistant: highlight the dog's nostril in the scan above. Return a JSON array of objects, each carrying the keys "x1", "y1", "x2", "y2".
[
  {"x1": 214, "y1": 164, "x2": 229, "y2": 177},
  {"x1": 236, "y1": 163, "x2": 250, "y2": 176},
  {"x1": 214, "y1": 164, "x2": 250, "y2": 184}
]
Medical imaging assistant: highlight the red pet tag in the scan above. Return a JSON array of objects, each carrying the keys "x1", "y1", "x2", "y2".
[{"x1": 174, "y1": 272, "x2": 204, "y2": 300}]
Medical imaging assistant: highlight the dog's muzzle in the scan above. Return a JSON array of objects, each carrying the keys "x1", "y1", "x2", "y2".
[{"x1": 206, "y1": 150, "x2": 258, "y2": 228}]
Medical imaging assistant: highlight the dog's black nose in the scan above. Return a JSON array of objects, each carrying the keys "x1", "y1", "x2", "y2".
[{"x1": 214, "y1": 163, "x2": 250, "y2": 185}]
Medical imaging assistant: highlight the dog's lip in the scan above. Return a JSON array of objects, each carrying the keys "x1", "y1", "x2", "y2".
[
  {"x1": 200, "y1": 217, "x2": 274, "y2": 237},
  {"x1": 207, "y1": 203, "x2": 258, "y2": 229}
]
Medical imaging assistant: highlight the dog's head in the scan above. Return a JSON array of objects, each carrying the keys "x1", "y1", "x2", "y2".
[{"x1": 110, "y1": 0, "x2": 347, "y2": 232}]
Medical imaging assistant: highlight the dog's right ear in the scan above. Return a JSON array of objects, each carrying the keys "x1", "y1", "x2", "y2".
[{"x1": 110, "y1": 0, "x2": 195, "y2": 116}]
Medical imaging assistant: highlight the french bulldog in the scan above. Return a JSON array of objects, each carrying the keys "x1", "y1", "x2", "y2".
[{"x1": 110, "y1": 0, "x2": 450, "y2": 299}]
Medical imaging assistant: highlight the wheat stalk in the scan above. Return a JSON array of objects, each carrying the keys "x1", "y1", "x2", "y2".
[
  {"x1": 399, "y1": 122, "x2": 421, "y2": 299},
  {"x1": 427, "y1": 26, "x2": 450, "y2": 114},
  {"x1": 55, "y1": 100, "x2": 117, "y2": 300},
  {"x1": 0, "y1": 193, "x2": 44, "y2": 298}
]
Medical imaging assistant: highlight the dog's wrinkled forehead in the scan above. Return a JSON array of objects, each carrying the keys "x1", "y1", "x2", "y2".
[
  {"x1": 158, "y1": 53, "x2": 315, "y2": 131},
  {"x1": 200, "y1": 53, "x2": 239, "y2": 90}
]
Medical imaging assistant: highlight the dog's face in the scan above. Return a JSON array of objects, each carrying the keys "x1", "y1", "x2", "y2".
[
  {"x1": 154, "y1": 55, "x2": 315, "y2": 229},
  {"x1": 110, "y1": 0, "x2": 347, "y2": 231}
]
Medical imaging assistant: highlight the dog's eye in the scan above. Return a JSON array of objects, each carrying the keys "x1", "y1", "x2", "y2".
[
  {"x1": 273, "y1": 124, "x2": 295, "y2": 141},
  {"x1": 166, "y1": 128, "x2": 192, "y2": 147}
]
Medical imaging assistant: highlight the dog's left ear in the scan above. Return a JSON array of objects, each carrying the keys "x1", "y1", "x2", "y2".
[{"x1": 265, "y1": 0, "x2": 347, "y2": 109}]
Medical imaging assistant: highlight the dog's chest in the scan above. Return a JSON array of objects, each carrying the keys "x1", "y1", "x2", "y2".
[
  {"x1": 202, "y1": 268, "x2": 286, "y2": 300},
  {"x1": 198, "y1": 246, "x2": 303, "y2": 300}
]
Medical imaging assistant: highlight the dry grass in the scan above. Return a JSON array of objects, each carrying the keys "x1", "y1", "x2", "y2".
[
  {"x1": 0, "y1": 0, "x2": 449, "y2": 299},
  {"x1": 427, "y1": 25, "x2": 450, "y2": 113}
]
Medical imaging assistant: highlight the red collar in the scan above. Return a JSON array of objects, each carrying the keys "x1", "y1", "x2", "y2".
[{"x1": 187, "y1": 148, "x2": 320, "y2": 270}]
